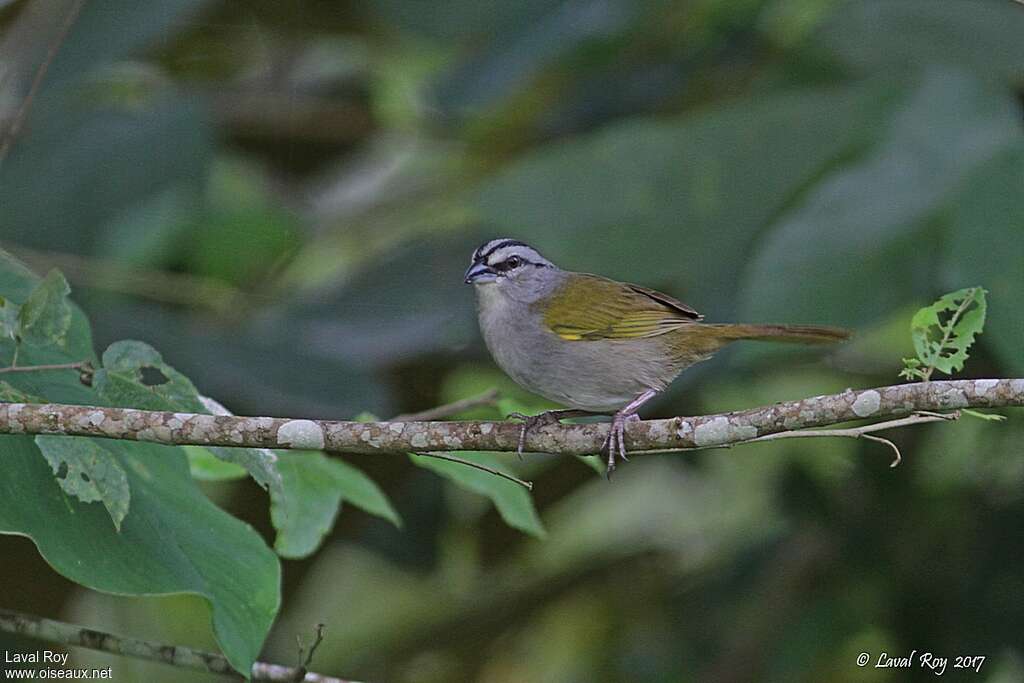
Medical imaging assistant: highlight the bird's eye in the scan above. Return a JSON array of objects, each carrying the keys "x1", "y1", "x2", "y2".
[{"x1": 506, "y1": 256, "x2": 522, "y2": 269}]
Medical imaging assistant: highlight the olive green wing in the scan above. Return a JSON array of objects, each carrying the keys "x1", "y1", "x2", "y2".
[{"x1": 542, "y1": 273, "x2": 702, "y2": 341}]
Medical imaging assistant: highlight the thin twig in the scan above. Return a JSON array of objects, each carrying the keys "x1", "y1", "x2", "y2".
[
  {"x1": 743, "y1": 411, "x2": 961, "y2": 467},
  {"x1": 413, "y1": 452, "x2": 534, "y2": 491},
  {"x1": 392, "y1": 388, "x2": 500, "y2": 422},
  {"x1": 0, "y1": 608, "x2": 357, "y2": 682},
  {"x1": 0, "y1": 0, "x2": 86, "y2": 167},
  {"x1": 395, "y1": 390, "x2": 530, "y2": 488},
  {"x1": 0, "y1": 360, "x2": 86, "y2": 374},
  {"x1": 627, "y1": 411, "x2": 961, "y2": 466},
  {"x1": 292, "y1": 624, "x2": 326, "y2": 683}
]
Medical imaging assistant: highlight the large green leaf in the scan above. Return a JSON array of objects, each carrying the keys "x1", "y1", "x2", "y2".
[
  {"x1": 0, "y1": 248, "x2": 42, "y2": 301},
  {"x1": 739, "y1": 67, "x2": 1021, "y2": 328},
  {"x1": 474, "y1": 80, "x2": 894, "y2": 315},
  {"x1": 272, "y1": 451, "x2": 401, "y2": 559},
  {"x1": 17, "y1": 270, "x2": 72, "y2": 348},
  {"x1": 0, "y1": 255, "x2": 279, "y2": 674},
  {"x1": 0, "y1": 436, "x2": 279, "y2": 675},
  {"x1": 94, "y1": 341, "x2": 401, "y2": 559},
  {"x1": 411, "y1": 452, "x2": 545, "y2": 537}
]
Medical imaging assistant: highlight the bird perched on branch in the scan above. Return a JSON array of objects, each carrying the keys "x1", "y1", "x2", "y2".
[{"x1": 465, "y1": 238, "x2": 850, "y2": 477}]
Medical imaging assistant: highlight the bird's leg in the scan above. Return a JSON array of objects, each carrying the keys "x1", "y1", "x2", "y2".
[
  {"x1": 508, "y1": 409, "x2": 595, "y2": 458},
  {"x1": 603, "y1": 389, "x2": 658, "y2": 479}
]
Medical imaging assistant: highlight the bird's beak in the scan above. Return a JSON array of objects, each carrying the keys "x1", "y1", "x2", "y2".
[{"x1": 464, "y1": 262, "x2": 497, "y2": 284}]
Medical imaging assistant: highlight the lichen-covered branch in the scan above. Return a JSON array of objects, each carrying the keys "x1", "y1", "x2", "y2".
[
  {"x1": 0, "y1": 379, "x2": 1020, "y2": 456},
  {"x1": 0, "y1": 608, "x2": 354, "y2": 682}
]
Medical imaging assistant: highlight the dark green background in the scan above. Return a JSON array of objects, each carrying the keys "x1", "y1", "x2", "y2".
[{"x1": 1, "y1": 0, "x2": 1022, "y2": 680}]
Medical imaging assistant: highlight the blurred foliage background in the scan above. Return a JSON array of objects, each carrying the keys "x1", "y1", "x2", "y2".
[{"x1": 1, "y1": 0, "x2": 1023, "y2": 680}]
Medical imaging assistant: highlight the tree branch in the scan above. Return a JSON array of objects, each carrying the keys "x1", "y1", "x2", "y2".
[
  {"x1": 0, "y1": 608, "x2": 357, "y2": 682},
  {"x1": 0, "y1": 379, "x2": 1018, "y2": 456}
]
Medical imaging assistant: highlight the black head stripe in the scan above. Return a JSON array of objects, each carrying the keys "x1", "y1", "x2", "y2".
[{"x1": 476, "y1": 239, "x2": 530, "y2": 262}]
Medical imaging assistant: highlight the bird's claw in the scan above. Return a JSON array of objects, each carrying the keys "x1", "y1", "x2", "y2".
[
  {"x1": 603, "y1": 413, "x2": 639, "y2": 480},
  {"x1": 508, "y1": 411, "x2": 562, "y2": 459}
]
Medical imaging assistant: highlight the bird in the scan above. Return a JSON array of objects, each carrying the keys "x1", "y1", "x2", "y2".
[{"x1": 464, "y1": 238, "x2": 850, "y2": 477}]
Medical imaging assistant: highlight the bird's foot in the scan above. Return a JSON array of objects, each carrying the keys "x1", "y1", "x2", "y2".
[
  {"x1": 603, "y1": 412, "x2": 641, "y2": 480},
  {"x1": 508, "y1": 409, "x2": 589, "y2": 458}
]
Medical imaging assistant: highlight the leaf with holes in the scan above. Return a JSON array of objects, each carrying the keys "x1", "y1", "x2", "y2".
[
  {"x1": 94, "y1": 340, "x2": 205, "y2": 410},
  {"x1": 93, "y1": 340, "x2": 283, "y2": 502},
  {"x1": 35, "y1": 436, "x2": 130, "y2": 531},
  {"x1": 909, "y1": 287, "x2": 987, "y2": 377},
  {"x1": 17, "y1": 270, "x2": 72, "y2": 348},
  {"x1": 0, "y1": 241, "x2": 278, "y2": 676}
]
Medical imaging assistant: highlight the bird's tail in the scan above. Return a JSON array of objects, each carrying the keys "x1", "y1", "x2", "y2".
[{"x1": 705, "y1": 323, "x2": 851, "y2": 345}]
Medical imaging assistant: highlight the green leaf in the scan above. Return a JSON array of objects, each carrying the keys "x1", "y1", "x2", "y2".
[
  {"x1": 0, "y1": 435, "x2": 280, "y2": 675},
  {"x1": 0, "y1": 250, "x2": 278, "y2": 675},
  {"x1": 575, "y1": 454, "x2": 605, "y2": 476},
  {"x1": 0, "y1": 380, "x2": 44, "y2": 403},
  {"x1": 184, "y1": 446, "x2": 249, "y2": 481},
  {"x1": 17, "y1": 270, "x2": 72, "y2": 348},
  {"x1": 411, "y1": 452, "x2": 545, "y2": 537},
  {"x1": 909, "y1": 287, "x2": 987, "y2": 377},
  {"x1": 94, "y1": 341, "x2": 284, "y2": 502},
  {"x1": 271, "y1": 451, "x2": 401, "y2": 559},
  {"x1": 0, "y1": 248, "x2": 43, "y2": 301},
  {"x1": 899, "y1": 361, "x2": 925, "y2": 382},
  {"x1": 327, "y1": 457, "x2": 402, "y2": 528},
  {"x1": 95, "y1": 340, "x2": 204, "y2": 410},
  {"x1": 962, "y1": 409, "x2": 1006, "y2": 423},
  {"x1": 35, "y1": 436, "x2": 130, "y2": 531},
  {"x1": 195, "y1": 395, "x2": 283, "y2": 500},
  {"x1": 271, "y1": 452, "x2": 342, "y2": 560}
]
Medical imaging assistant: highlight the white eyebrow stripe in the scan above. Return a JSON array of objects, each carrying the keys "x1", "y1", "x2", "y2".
[{"x1": 485, "y1": 246, "x2": 544, "y2": 266}]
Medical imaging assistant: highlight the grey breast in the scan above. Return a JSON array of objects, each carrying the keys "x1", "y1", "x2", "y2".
[{"x1": 476, "y1": 285, "x2": 675, "y2": 412}]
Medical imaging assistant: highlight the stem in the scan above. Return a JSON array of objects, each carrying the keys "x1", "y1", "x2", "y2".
[
  {"x1": 0, "y1": 361, "x2": 86, "y2": 374},
  {"x1": 412, "y1": 452, "x2": 533, "y2": 490},
  {"x1": 737, "y1": 411, "x2": 961, "y2": 467}
]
